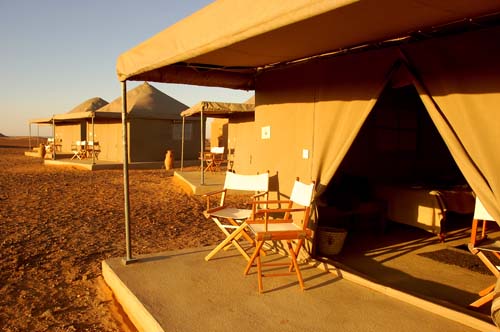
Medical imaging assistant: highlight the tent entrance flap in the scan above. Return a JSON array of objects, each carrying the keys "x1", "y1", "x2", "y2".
[
  {"x1": 314, "y1": 28, "x2": 500, "y2": 228},
  {"x1": 317, "y1": 82, "x2": 470, "y2": 235}
]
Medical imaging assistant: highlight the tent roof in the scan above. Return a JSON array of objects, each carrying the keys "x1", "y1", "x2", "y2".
[
  {"x1": 116, "y1": 0, "x2": 500, "y2": 89},
  {"x1": 29, "y1": 83, "x2": 186, "y2": 124},
  {"x1": 67, "y1": 97, "x2": 109, "y2": 114},
  {"x1": 29, "y1": 111, "x2": 120, "y2": 124},
  {"x1": 97, "y1": 82, "x2": 188, "y2": 120},
  {"x1": 181, "y1": 100, "x2": 254, "y2": 118},
  {"x1": 30, "y1": 97, "x2": 110, "y2": 124}
]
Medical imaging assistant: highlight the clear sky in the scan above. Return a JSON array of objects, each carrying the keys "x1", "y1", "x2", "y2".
[{"x1": 0, "y1": 0, "x2": 254, "y2": 136}]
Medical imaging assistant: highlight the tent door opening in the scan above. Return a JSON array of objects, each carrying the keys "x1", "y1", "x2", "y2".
[{"x1": 316, "y1": 84, "x2": 475, "y2": 242}]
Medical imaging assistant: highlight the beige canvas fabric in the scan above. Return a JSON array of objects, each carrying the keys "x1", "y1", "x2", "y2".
[
  {"x1": 404, "y1": 26, "x2": 500, "y2": 222},
  {"x1": 29, "y1": 97, "x2": 109, "y2": 124},
  {"x1": 116, "y1": 1, "x2": 500, "y2": 223},
  {"x1": 117, "y1": 0, "x2": 500, "y2": 89},
  {"x1": 181, "y1": 101, "x2": 254, "y2": 118},
  {"x1": 242, "y1": 26, "x2": 500, "y2": 224},
  {"x1": 246, "y1": 48, "x2": 398, "y2": 195}
]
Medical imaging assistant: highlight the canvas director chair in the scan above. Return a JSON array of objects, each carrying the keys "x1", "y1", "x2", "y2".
[
  {"x1": 203, "y1": 171, "x2": 269, "y2": 261},
  {"x1": 244, "y1": 178, "x2": 315, "y2": 293},
  {"x1": 468, "y1": 197, "x2": 500, "y2": 308},
  {"x1": 71, "y1": 141, "x2": 87, "y2": 160},
  {"x1": 201, "y1": 146, "x2": 227, "y2": 173}
]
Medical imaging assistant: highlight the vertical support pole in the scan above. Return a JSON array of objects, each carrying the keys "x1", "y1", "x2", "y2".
[
  {"x1": 28, "y1": 123, "x2": 32, "y2": 150},
  {"x1": 91, "y1": 112, "x2": 96, "y2": 165},
  {"x1": 181, "y1": 116, "x2": 185, "y2": 171},
  {"x1": 36, "y1": 125, "x2": 39, "y2": 146},
  {"x1": 52, "y1": 117, "x2": 56, "y2": 160},
  {"x1": 121, "y1": 81, "x2": 134, "y2": 264},
  {"x1": 200, "y1": 109, "x2": 205, "y2": 185}
]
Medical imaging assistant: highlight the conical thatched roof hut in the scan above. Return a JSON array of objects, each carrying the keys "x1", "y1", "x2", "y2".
[
  {"x1": 67, "y1": 97, "x2": 108, "y2": 114},
  {"x1": 97, "y1": 82, "x2": 186, "y2": 119},
  {"x1": 91, "y1": 82, "x2": 200, "y2": 162}
]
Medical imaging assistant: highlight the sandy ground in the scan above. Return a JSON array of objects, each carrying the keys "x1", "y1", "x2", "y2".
[{"x1": 0, "y1": 137, "x2": 249, "y2": 331}]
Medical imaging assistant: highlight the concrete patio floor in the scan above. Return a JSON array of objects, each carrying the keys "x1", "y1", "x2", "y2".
[
  {"x1": 100, "y1": 170, "x2": 499, "y2": 331},
  {"x1": 102, "y1": 245, "x2": 497, "y2": 332},
  {"x1": 173, "y1": 171, "x2": 227, "y2": 195}
]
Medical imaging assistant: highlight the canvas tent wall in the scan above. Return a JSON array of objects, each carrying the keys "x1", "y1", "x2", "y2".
[
  {"x1": 29, "y1": 97, "x2": 109, "y2": 152},
  {"x1": 57, "y1": 97, "x2": 109, "y2": 152},
  {"x1": 95, "y1": 82, "x2": 199, "y2": 162},
  {"x1": 245, "y1": 28, "x2": 500, "y2": 222},
  {"x1": 117, "y1": 1, "x2": 500, "y2": 259},
  {"x1": 180, "y1": 99, "x2": 254, "y2": 180},
  {"x1": 117, "y1": 1, "x2": 500, "y2": 225}
]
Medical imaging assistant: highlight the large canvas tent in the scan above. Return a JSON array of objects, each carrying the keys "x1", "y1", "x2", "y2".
[
  {"x1": 29, "y1": 83, "x2": 200, "y2": 163},
  {"x1": 29, "y1": 97, "x2": 109, "y2": 152},
  {"x1": 179, "y1": 97, "x2": 255, "y2": 182},
  {"x1": 116, "y1": 0, "x2": 500, "y2": 267},
  {"x1": 90, "y1": 82, "x2": 199, "y2": 162}
]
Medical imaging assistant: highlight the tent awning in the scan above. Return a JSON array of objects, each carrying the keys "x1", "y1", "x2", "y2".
[
  {"x1": 29, "y1": 111, "x2": 122, "y2": 125},
  {"x1": 30, "y1": 117, "x2": 55, "y2": 125},
  {"x1": 181, "y1": 101, "x2": 254, "y2": 118},
  {"x1": 116, "y1": 0, "x2": 500, "y2": 89}
]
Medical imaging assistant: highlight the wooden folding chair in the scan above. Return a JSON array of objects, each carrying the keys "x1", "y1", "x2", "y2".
[
  {"x1": 203, "y1": 147, "x2": 226, "y2": 172},
  {"x1": 71, "y1": 141, "x2": 86, "y2": 160},
  {"x1": 87, "y1": 141, "x2": 100, "y2": 159},
  {"x1": 468, "y1": 197, "x2": 500, "y2": 307},
  {"x1": 203, "y1": 171, "x2": 269, "y2": 261},
  {"x1": 244, "y1": 178, "x2": 315, "y2": 293}
]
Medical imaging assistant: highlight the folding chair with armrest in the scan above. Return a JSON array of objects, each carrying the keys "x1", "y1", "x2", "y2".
[
  {"x1": 468, "y1": 197, "x2": 500, "y2": 307},
  {"x1": 244, "y1": 178, "x2": 315, "y2": 293},
  {"x1": 203, "y1": 171, "x2": 269, "y2": 261},
  {"x1": 71, "y1": 141, "x2": 86, "y2": 160}
]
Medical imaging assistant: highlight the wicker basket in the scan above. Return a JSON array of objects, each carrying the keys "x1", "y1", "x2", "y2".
[{"x1": 316, "y1": 227, "x2": 347, "y2": 256}]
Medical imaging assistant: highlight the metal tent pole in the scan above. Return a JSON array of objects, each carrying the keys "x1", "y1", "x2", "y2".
[
  {"x1": 200, "y1": 109, "x2": 205, "y2": 185},
  {"x1": 121, "y1": 81, "x2": 134, "y2": 264},
  {"x1": 181, "y1": 116, "x2": 185, "y2": 171},
  {"x1": 91, "y1": 112, "x2": 96, "y2": 165},
  {"x1": 28, "y1": 122, "x2": 32, "y2": 150},
  {"x1": 52, "y1": 117, "x2": 56, "y2": 160}
]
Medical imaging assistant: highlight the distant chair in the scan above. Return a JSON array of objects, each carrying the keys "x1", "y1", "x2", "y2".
[
  {"x1": 71, "y1": 141, "x2": 86, "y2": 160},
  {"x1": 86, "y1": 141, "x2": 100, "y2": 159},
  {"x1": 202, "y1": 146, "x2": 227, "y2": 172},
  {"x1": 210, "y1": 147, "x2": 226, "y2": 172}
]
